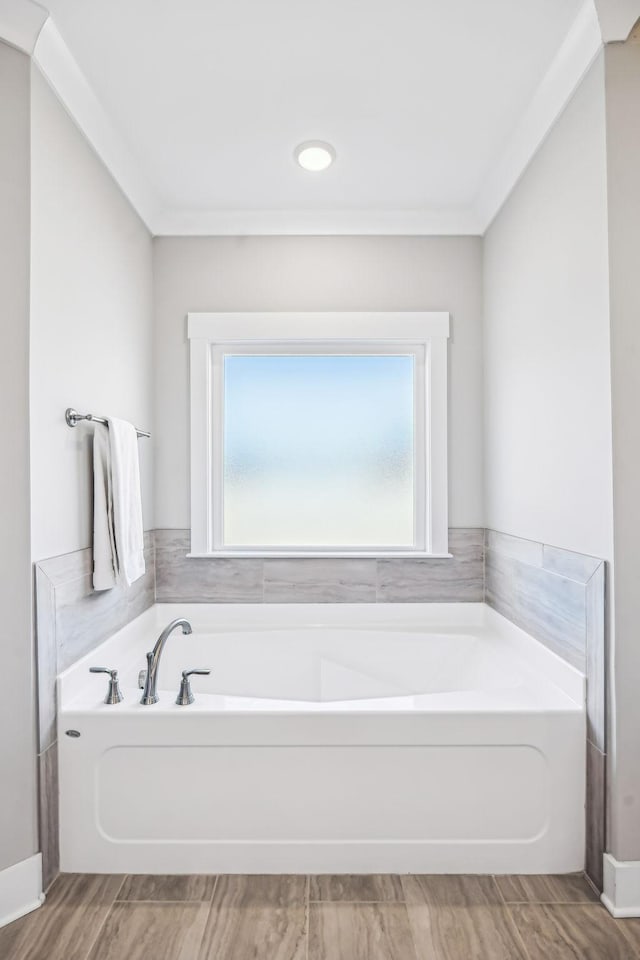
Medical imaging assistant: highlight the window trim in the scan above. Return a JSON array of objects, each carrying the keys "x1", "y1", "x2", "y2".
[{"x1": 187, "y1": 312, "x2": 451, "y2": 558}]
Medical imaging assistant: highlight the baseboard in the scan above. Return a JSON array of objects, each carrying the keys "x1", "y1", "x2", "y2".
[
  {"x1": 602, "y1": 853, "x2": 640, "y2": 917},
  {"x1": 0, "y1": 853, "x2": 44, "y2": 928}
]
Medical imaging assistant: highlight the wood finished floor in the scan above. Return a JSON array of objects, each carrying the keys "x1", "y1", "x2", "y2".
[{"x1": 2, "y1": 873, "x2": 640, "y2": 960}]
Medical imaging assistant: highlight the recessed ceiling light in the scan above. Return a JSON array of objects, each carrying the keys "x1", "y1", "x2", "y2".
[{"x1": 294, "y1": 141, "x2": 336, "y2": 172}]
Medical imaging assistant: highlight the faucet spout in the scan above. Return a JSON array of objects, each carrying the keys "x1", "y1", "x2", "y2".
[{"x1": 140, "y1": 618, "x2": 192, "y2": 705}]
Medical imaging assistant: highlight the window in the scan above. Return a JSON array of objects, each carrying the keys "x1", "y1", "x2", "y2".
[
  {"x1": 188, "y1": 312, "x2": 450, "y2": 557},
  {"x1": 223, "y1": 349, "x2": 417, "y2": 548}
]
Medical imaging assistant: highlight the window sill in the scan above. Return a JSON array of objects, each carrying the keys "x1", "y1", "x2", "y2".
[{"x1": 186, "y1": 552, "x2": 454, "y2": 559}]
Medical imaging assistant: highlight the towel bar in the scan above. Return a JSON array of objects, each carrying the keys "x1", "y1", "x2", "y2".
[{"x1": 65, "y1": 408, "x2": 151, "y2": 439}]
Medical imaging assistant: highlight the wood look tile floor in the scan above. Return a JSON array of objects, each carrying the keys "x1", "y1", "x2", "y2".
[{"x1": 2, "y1": 873, "x2": 640, "y2": 960}]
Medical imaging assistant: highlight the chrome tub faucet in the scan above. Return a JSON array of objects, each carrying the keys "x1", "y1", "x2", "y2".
[{"x1": 140, "y1": 618, "x2": 192, "y2": 705}]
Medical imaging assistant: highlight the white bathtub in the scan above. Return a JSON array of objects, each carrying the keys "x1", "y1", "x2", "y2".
[{"x1": 58, "y1": 603, "x2": 585, "y2": 875}]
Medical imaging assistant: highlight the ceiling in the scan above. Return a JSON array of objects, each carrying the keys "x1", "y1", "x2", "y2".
[{"x1": 31, "y1": 0, "x2": 594, "y2": 232}]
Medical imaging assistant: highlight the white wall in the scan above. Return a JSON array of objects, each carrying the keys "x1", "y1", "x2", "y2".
[
  {"x1": 604, "y1": 37, "x2": 640, "y2": 863},
  {"x1": 0, "y1": 41, "x2": 38, "y2": 872},
  {"x1": 30, "y1": 67, "x2": 154, "y2": 563},
  {"x1": 483, "y1": 54, "x2": 613, "y2": 562},
  {"x1": 153, "y1": 236, "x2": 484, "y2": 531}
]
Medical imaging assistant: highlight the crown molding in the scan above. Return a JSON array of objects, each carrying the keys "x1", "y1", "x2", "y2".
[
  {"x1": 0, "y1": 0, "x2": 615, "y2": 238},
  {"x1": 0, "y1": 0, "x2": 47, "y2": 53},
  {"x1": 473, "y1": 0, "x2": 603, "y2": 232},
  {"x1": 154, "y1": 206, "x2": 483, "y2": 236},
  {"x1": 32, "y1": 18, "x2": 161, "y2": 232},
  {"x1": 593, "y1": 0, "x2": 640, "y2": 41}
]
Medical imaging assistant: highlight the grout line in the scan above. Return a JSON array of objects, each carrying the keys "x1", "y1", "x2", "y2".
[
  {"x1": 307, "y1": 899, "x2": 406, "y2": 904},
  {"x1": 399, "y1": 880, "x2": 425, "y2": 960},
  {"x1": 194, "y1": 875, "x2": 219, "y2": 960},
  {"x1": 78, "y1": 884, "x2": 123, "y2": 960},
  {"x1": 194, "y1": 886, "x2": 216, "y2": 960},
  {"x1": 209, "y1": 875, "x2": 219, "y2": 903},
  {"x1": 499, "y1": 900, "x2": 604, "y2": 906},
  {"x1": 113, "y1": 873, "x2": 220, "y2": 907},
  {"x1": 112, "y1": 875, "x2": 128, "y2": 901},
  {"x1": 490, "y1": 875, "x2": 507, "y2": 905},
  {"x1": 502, "y1": 903, "x2": 534, "y2": 960},
  {"x1": 491, "y1": 875, "x2": 602, "y2": 907},
  {"x1": 113, "y1": 898, "x2": 218, "y2": 904}
]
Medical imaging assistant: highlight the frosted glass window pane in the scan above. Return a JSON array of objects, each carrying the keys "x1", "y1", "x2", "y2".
[{"x1": 222, "y1": 354, "x2": 415, "y2": 547}]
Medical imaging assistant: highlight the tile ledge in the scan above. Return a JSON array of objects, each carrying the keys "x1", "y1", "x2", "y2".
[{"x1": 187, "y1": 552, "x2": 454, "y2": 559}]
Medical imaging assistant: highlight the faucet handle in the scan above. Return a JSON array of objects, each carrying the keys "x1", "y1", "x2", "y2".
[
  {"x1": 176, "y1": 668, "x2": 210, "y2": 706},
  {"x1": 89, "y1": 667, "x2": 124, "y2": 704}
]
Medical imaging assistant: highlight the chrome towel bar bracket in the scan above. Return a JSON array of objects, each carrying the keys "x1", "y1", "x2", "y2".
[{"x1": 65, "y1": 407, "x2": 151, "y2": 439}]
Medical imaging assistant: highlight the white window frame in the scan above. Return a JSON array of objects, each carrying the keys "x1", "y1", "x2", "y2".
[{"x1": 187, "y1": 312, "x2": 450, "y2": 558}]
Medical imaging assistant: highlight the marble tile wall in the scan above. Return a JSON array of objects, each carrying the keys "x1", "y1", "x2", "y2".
[
  {"x1": 34, "y1": 531, "x2": 155, "y2": 889},
  {"x1": 485, "y1": 529, "x2": 607, "y2": 890},
  {"x1": 154, "y1": 528, "x2": 485, "y2": 603}
]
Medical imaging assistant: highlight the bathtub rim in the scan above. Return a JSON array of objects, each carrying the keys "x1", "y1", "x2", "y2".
[{"x1": 58, "y1": 601, "x2": 585, "y2": 712}]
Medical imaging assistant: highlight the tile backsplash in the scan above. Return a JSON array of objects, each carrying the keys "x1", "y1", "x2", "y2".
[
  {"x1": 154, "y1": 528, "x2": 484, "y2": 604},
  {"x1": 36, "y1": 532, "x2": 155, "y2": 753},
  {"x1": 377, "y1": 529, "x2": 484, "y2": 602},
  {"x1": 484, "y1": 528, "x2": 606, "y2": 891},
  {"x1": 485, "y1": 529, "x2": 602, "y2": 672}
]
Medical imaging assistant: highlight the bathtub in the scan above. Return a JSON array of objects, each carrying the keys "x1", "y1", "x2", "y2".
[{"x1": 58, "y1": 602, "x2": 585, "y2": 875}]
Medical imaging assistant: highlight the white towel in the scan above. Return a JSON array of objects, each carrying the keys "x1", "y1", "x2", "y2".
[
  {"x1": 93, "y1": 423, "x2": 117, "y2": 590},
  {"x1": 92, "y1": 419, "x2": 145, "y2": 590},
  {"x1": 108, "y1": 418, "x2": 146, "y2": 586}
]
